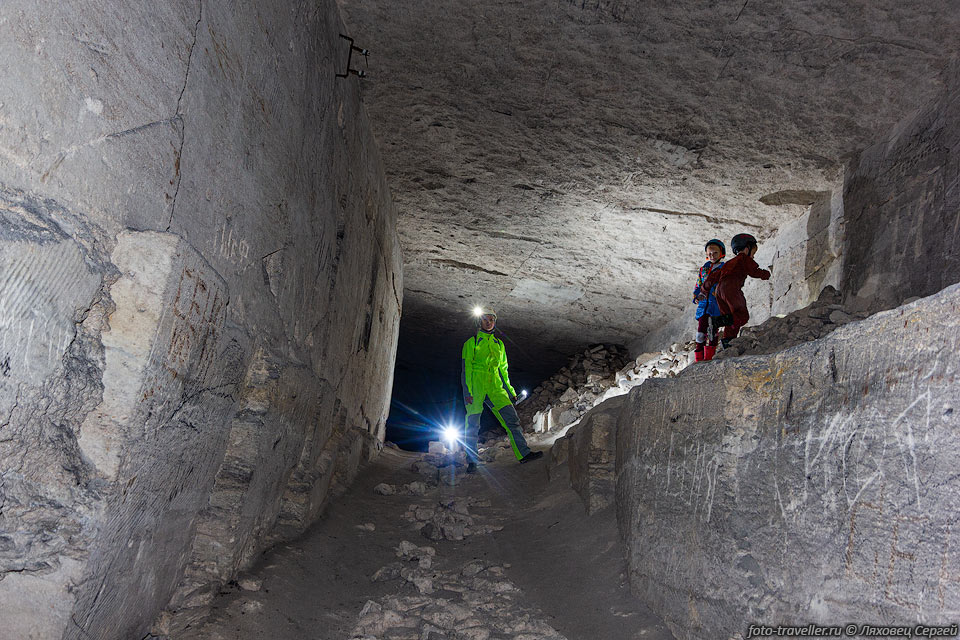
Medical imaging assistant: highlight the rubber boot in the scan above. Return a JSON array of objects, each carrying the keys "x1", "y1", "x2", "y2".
[
  {"x1": 694, "y1": 343, "x2": 705, "y2": 362},
  {"x1": 703, "y1": 345, "x2": 716, "y2": 361}
]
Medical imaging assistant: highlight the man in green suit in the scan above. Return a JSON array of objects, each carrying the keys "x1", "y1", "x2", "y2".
[{"x1": 461, "y1": 308, "x2": 542, "y2": 472}]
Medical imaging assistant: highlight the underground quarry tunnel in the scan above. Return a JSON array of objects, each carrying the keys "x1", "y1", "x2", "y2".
[{"x1": 2, "y1": 1, "x2": 960, "y2": 639}]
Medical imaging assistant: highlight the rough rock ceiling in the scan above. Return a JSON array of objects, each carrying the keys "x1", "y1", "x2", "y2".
[{"x1": 338, "y1": 0, "x2": 960, "y2": 384}]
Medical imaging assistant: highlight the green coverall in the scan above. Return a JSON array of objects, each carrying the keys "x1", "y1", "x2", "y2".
[{"x1": 461, "y1": 331, "x2": 531, "y2": 461}]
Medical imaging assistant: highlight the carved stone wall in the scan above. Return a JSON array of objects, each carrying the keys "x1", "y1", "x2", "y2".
[
  {"x1": 0, "y1": 1, "x2": 401, "y2": 638},
  {"x1": 616, "y1": 283, "x2": 960, "y2": 639},
  {"x1": 631, "y1": 189, "x2": 845, "y2": 355},
  {"x1": 552, "y1": 395, "x2": 625, "y2": 515},
  {"x1": 842, "y1": 64, "x2": 960, "y2": 314},
  {"x1": 634, "y1": 62, "x2": 960, "y2": 356}
]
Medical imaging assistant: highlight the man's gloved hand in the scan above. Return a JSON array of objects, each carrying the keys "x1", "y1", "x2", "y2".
[{"x1": 465, "y1": 395, "x2": 473, "y2": 405}]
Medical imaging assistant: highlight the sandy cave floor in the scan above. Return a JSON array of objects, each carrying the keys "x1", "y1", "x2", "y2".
[{"x1": 183, "y1": 444, "x2": 674, "y2": 640}]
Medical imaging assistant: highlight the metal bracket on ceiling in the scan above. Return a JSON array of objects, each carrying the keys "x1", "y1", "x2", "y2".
[{"x1": 336, "y1": 34, "x2": 368, "y2": 79}]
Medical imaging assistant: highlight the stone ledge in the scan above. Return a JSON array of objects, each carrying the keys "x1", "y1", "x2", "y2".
[
  {"x1": 615, "y1": 283, "x2": 960, "y2": 640},
  {"x1": 563, "y1": 395, "x2": 626, "y2": 515}
]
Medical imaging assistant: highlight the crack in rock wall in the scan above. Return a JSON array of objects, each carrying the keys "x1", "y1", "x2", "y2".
[
  {"x1": 0, "y1": 1, "x2": 402, "y2": 638},
  {"x1": 615, "y1": 282, "x2": 960, "y2": 639}
]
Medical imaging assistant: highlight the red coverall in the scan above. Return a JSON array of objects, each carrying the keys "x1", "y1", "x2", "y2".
[{"x1": 701, "y1": 252, "x2": 771, "y2": 339}]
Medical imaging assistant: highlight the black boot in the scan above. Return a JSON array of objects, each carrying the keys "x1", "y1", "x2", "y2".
[{"x1": 519, "y1": 451, "x2": 543, "y2": 464}]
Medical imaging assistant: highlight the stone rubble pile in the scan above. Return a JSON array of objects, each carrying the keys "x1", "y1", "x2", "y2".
[
  {"x1": 478, "y1": 440, "x2": 516, "y2": 464},
  {"x1": 403, "y1": 496, "x2": 502, "y2": 542},
  {"x1": 368, "y1": 540, "x2": 440, "y2": 595},
  {"x1": 368, "y1": 452, "x2": 472, "y2": 490},
  {"x1": 355, "y1": 460, "x2": 564, "y2": 640},
  {"x1": 353, "y1": 559, "x2": 566, "y2": 640},
  {"x1": 372, "y1": 453, "x2": 503, "y2": 542},
  {"x1": 417, "y1": 450, "x2": 471, "y2": 470},
  {"x1": 515, "y1": 344, "x2": 630, "y2": 432},
  {"x1": 526, "y1": 343, "x2": 694, "y2": 435},
  {"x1": 524, "y1": 288, "x2": 876, "y2": 436},
  {"x1": 374, "y1": 480, "x2": 431, "y2": 496},
  {"x1": 715, "y1": 286, "x2": 870, "y2": 359}
]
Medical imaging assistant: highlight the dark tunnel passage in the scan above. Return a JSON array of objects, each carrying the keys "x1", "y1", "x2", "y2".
[{"x1": 386, "y1": 303, "x2": 574, "y2": 451}]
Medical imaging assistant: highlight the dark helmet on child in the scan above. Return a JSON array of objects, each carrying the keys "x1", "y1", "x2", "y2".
[
  {"x1": 704, "y1": 239, "x2": 726, "y2": 256},
  {"x1": 731, "y1": 233, "x2": 758, "y2": 255}
]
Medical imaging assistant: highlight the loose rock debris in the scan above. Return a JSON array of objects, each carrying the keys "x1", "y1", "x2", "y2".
[
  {"x1": 404, "y1": 497, "x2": 504, "y2": 542},
  {"x1": 477, "y1": 441, "x2": 517, "y2": 464},
  {"x1": 236, "y1": 574, "x2": 263, "y2": 592},
  {"x1": 716, "y1": 285, "x2": 869, "y2": 358},
  {"x1": 524, "y1": 288, "x2": 873, "y2": 436},
  {"x1": 357, "y1": 456, "x2": 562, "y2": 640},
  {"x1": 352, "y1": 558, "x2": 566, "y2": 640},
  {"x1": 375, "y1": 480, "x2": 434, "y2": 496},
  {"x1": 517, "y1": 344, "x2": 631, "y2": 431},
  {"x1": 526, "y1": 342, "x2": 693, "y2": 435}
]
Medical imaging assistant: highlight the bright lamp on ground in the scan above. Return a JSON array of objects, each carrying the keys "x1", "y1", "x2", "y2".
[{"x1": 443, "y1": 426, "x2": 459, "y2": 445}]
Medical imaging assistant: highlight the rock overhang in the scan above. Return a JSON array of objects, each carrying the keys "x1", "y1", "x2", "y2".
[{"x1": 337, "y1": 0, "x2": 960, "y2": 378}]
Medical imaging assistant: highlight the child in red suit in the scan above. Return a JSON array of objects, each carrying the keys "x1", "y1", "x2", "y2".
[{"x1": 698, "y1": 233, "x2": 771, "y2": 346}]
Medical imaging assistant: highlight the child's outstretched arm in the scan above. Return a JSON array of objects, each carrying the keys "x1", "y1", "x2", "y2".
[{"x1": 746, "y1": 259, "x2": 771, "y2": 281}]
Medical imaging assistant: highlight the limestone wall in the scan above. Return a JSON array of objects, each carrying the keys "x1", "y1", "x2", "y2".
[
  {"x1": 631, "y1": 190, "x2": 844, "y2": 355},
  {"x1": 842, "y1": 65, "x2": 960, "y2": 314},
  {"x1": 616, "y1": 282, "x2": 960, "y2": 639},
  {"x1": 0, "y1": 1, "x2": 401, "y2": 639},
  {"x1": 549, "y1": 395, "x2": 625, "y2": 515},
  {"x1": 738, "y1": 188, "x2": 844, "y2": 326},
  {"x1": 636, "y1": 62, "x2": 960, "y2": 355}
]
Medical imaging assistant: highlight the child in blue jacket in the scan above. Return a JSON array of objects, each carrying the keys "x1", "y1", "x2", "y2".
[{"x1": 692, "y1": 239, "x2": 726, "y2": 361}]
